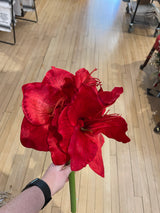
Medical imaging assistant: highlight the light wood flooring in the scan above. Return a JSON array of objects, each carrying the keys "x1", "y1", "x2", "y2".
[{"x1": 0, "y1": 0, "x2": 160, "y2": 212}]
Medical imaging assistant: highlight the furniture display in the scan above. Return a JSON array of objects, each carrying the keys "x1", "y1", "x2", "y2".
[{"x1": 124, "y1": 0, "x2": 160, "y2": 36}]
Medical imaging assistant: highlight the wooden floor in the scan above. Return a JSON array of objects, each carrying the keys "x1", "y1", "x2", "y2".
[{"x1": 0, "y1": 0, "x2": 160, "y2": 212}]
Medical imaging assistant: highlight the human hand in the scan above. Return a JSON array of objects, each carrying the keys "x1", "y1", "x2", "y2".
[{"x1": 42, "y1": 163, "x2": 71, "y2": 196}]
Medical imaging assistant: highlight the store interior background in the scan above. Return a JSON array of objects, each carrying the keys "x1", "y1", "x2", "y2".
[{"x1": 0, "y1": 0, "x2": 160, "y2": 212}]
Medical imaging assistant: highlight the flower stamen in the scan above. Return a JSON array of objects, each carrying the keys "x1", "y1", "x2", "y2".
[{"x1": 81, "y1": 127, "x2": 93, "y2": 133}]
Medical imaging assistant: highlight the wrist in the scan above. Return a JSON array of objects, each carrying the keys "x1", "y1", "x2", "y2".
[
  {"x1": 41, "y1": 177, "x2": 55, "y2": 196},
  {"x1": 22, "y1": 178, "x2": 52, "y2": 209}
]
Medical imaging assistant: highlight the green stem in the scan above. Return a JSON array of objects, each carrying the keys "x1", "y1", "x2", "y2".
[{"x1": 69, "y1": 171, "x2": 76, "y2": 213}]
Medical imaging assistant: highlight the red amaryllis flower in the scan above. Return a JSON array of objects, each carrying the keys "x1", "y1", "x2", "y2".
[
  {"x1": 20, "y1": 67, "x2": 130, "y2": 177},
  {"x1": 57, "y1": 85, "x2": 130, "y2": 177}
]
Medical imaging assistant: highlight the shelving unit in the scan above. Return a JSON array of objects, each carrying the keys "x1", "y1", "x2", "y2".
[{"x1": 0, "y1": 0, "x2": 38, "y2": 45}]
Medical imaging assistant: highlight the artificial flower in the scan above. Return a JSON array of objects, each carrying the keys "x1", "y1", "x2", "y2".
[{"x1": 20, "y1": 67, "x2": 130, "y2": 177}]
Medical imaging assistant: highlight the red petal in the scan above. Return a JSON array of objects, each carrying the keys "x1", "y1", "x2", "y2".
[
  {"x1": 61, "y1": 77, "x2": 77, "y2": 103},
  {"x1": 89, "y1": 134, "x2": 105, "y2": 177},
  {"x1": 58, "y1": 107, "x2": 74, "y2": 153},
  {"x1": 67, "y1": 85, "x2": 104, "y2": 126},
  {"x1": 75, "y1": 68, "x2": 98, "y2": 91},
  {"x1": 98, "y1": 87, "x2": 123, "y2": 107},
  {"x1": 68, "y1": 126, "x2": 98, "y2": 171},
  {"x1": 89, "y1": 114, "x2": 130, "y2": 143},
  {"x1": 42, "y1": 67, "x2": 75, "y2": 89},
  {"x1": 20, "y1": 117, "x2": 49, "y2": 151},
  {"x1": 51, "y1": 107, "x2": 62, "y2": 127},
  {"x1": 22, "y1": 82, "x2": 60, "y2": 125},
  {"x1": 48, "y1": 127, "x2": 70, "y2": 165},
  {"x1": 75, "y1": 68, "x2": 90, "y2": 89}
]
